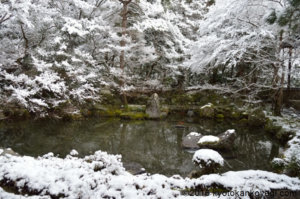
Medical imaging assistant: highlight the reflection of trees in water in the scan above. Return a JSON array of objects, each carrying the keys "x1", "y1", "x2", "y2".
[
  {"x1": 0, "y1": 120, "x2": 280, "y2": 176},
  {"x1": 113, "y1": 121, "x2": 194, "y2": 175},
  {"x1": 231, "y1": 132, "x2": 279, "y2": 171},
  {"x1": 0, "y1": 126, "x2": 25, "y2": 148}
]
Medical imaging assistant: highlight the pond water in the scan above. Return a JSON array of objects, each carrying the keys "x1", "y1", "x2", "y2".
[{"x1": 0, "y1": 118, "x2": 281, "y2": 177}]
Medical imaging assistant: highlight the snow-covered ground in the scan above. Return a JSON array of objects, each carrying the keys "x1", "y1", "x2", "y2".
[
  {"x1": 267, "y1": 108, "x2": 300, "y2": 169},
  {"x1": 0, "y1": 150, "x2": 300, "y2": 199}
]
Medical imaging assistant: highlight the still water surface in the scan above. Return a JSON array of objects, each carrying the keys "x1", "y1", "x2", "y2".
[{"x1": 0, "y1": 118, "x2": 281, "y2": 176}]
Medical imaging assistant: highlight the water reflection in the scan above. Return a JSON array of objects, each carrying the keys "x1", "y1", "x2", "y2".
[{"x1": 0, "y1": 119, "x2": 281, "y2": 176}]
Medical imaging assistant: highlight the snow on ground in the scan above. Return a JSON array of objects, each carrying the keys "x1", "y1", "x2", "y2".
[
  {"x1": 0, "y1": 150, "x2": 300, "y2": 199},
  {"x1": 284, "y1": 130, "x2": 300, "y2": 164},
  {"x1": 198, "y1": 136, "x2": 220, "y2": 144},
  {"x1": 267, "y1": 108, "x2": 300, "y2": 168},
  {"x1": 192, "y1": 149, "x2": 224, "y2": 168}
]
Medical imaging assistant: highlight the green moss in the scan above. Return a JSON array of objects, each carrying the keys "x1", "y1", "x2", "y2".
[
  {"x1": 106, "y1": 109, "x2": 122, "y2": 117},
  {"x1": 230, "y1": 111, "x2": 241, "y2": 119},
  {"x1": 120, "y1": 112, "x2": 147, "y2": 120},
  {"x1": 247, "y1": 109, "x2": 267, "y2": 127},
  {"x1": 127, "y1": 105, "x2": 146, "y2": 112},
  {"x1": 216, "y1": 114, "x2": 224, "y2": 119}
]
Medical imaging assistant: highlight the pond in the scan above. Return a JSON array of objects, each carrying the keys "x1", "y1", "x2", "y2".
[{"x1": 0, "y1": 118, "x2": 282, "y2": 177}]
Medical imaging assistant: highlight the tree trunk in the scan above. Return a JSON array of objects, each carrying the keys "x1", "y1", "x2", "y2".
[
  {"x1": 119, "y1": 0, "x2": 131, "y2": 107},
  {"x1": 273, "y1": 31, "x2": 284, "y2": 116},
  {"x1": 274, "y1": 63, "x2": 286, "y2": 116},
  {"x1": 287, "y1": 48, "x2": 292, "y2": 100}
]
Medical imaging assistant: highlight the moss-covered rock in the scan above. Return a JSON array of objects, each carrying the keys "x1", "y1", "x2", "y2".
[
  {"x1": 247, "y1": 109, "x2": 267, "y2": 127},
  {"x1": 198, "y1": 103, "x2": 215, "y2": 118},
  {"x1": 197, "y1": 130, "x2": 236, "y2": 150}
]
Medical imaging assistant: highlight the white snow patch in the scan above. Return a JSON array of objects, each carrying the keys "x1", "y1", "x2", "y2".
[
  {"x1": 69, "y1": 149, "x2": 79, "y2": 156},
  {"x1": 200, "y1": 103, "x2": 213, "y2": 109},
  {"x1": 198, "y1": 135, "x2": 220, "y2": 144},
  {"x1": 225, "y1": 129, "x2": 235, "y2": 135},
  {"x1": 187, "y1": 132, "x2": 201, "y2": 137}
]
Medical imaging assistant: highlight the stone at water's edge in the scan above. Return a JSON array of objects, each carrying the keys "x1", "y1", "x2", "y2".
[
  {"x1": 0, "y1": 148, "x2": 20, "y2": 156},
  {"x1": 198, "y1": 103, "x2": 214, "y2": 118},
  {"x1": 182, "y1": 132, "x2": 202, "y2": 149},
  {"x1": 197, "y1": 129, "x2": 236, "y2": 150},
  {"x1": 182, "y1": 129, "x2": 237, "y2": 150},
  {"x1": 146, "y1": 93, "x2": 161, "y2": 119}
]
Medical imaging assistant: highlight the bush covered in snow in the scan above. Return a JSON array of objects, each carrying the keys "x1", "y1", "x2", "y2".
[{"x1": 192, "y1": 149, "x2": 224, "y2": 173}]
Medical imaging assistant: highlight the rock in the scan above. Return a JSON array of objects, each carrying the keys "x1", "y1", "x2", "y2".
[
  {"x1": 192, "y1": 149, "x2": 224, "y2": 174},
  {"x1": 182, "y1": 132, "x2": 202, "y2": 149},
  {"x1": 248, "y1": 109, "x2": 267, "y2": 127},
  {"x1": 145, "y1": 93, "x2": 161, "y2": 119},
  {"x1": 216, "y1": 129, "x2": 237, "y2": 149},
  {"x1": 198, "y1": 129, "x2": 236, "y2": 150},
  {"x1": 183, "y1": 129, "x2": 237, "y2": 150},
  {"x1": 187, "y1": 110, "x2": 194, "y2": 117},
  {"x1": 61, "y1": 104, "x2": 83, "y2": 120},
  {"x1": 0, "y1": 148, "x2": 20, "y2": 156},
  {"x1": 198, "y1": 135, "x2": 220, "y2": 145},
  {"x1": 198, "y1": 103, "x2": 214, "y2": 118}
]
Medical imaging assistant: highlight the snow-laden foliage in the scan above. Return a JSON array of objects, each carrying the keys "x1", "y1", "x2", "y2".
[
  {"x1": 0, "y1": 0, "x2": 214, "y2": 112},
  {"x1": 187, "y1": 0, "x2": 299, "y2": 92},
  {"x1": 0, "y1": 150, "x2": 300, "y2": 199},
  {"x1": 0, "y1": 0, "x2": 299, "y2": 112}
]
